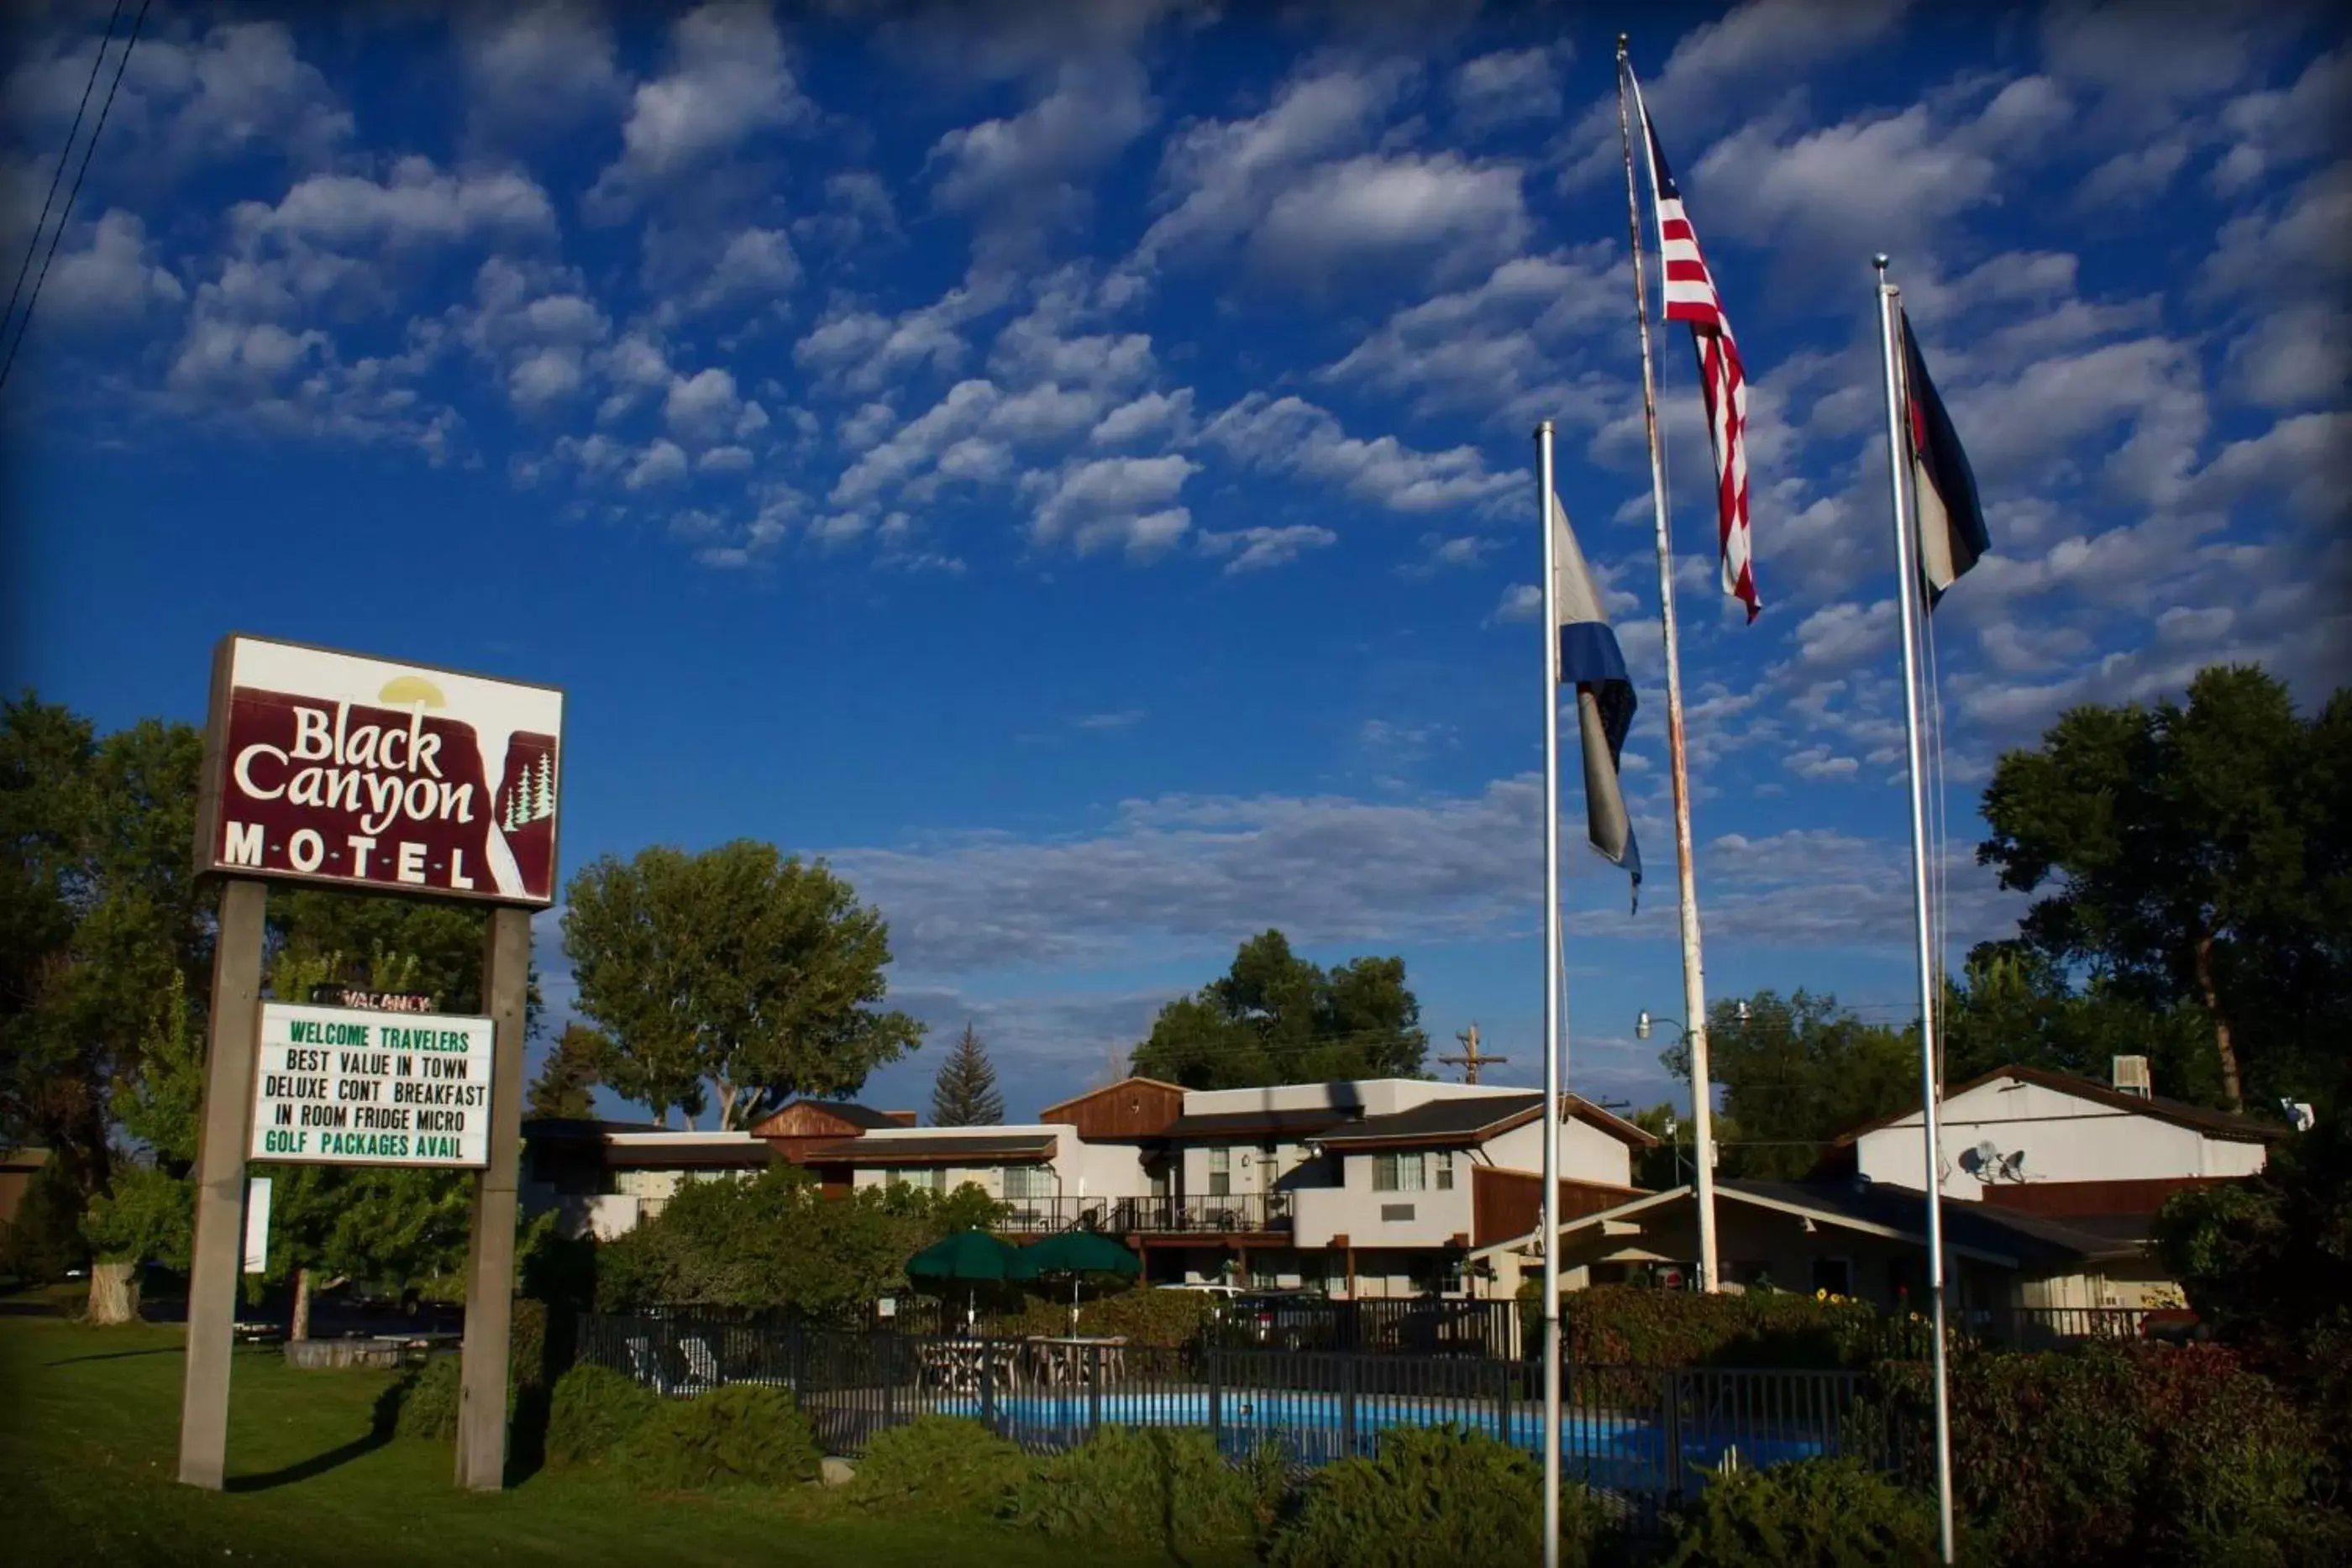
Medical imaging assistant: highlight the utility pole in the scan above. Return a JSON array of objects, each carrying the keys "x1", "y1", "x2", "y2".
[{"x1": 1439, "y1": 1023, "x2": 1509, "y2": 1084}]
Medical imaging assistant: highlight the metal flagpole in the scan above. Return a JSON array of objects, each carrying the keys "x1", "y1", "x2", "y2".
[
  {"x1": 1618, "y1": 37, "x2": 1720, "y2": 1293},
  {"x1": 1873, "y1": 254, "x2": 1956, "y2": 1564},
  {"x1": 1536, "y1": 419, "x2": 1565, "y2": 1568}
]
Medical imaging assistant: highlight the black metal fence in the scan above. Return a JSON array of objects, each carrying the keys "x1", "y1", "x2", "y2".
[{"x1": 575, "y1": 1310, "x2": 1915, "y2": 1513}]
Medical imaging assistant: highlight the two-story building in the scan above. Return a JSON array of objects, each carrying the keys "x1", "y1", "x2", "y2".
[
  {"x1": 519, "y1": 1075, "x2": 1658, "y2": 1300},
  {"x1": 1475, "y1": 1058, "x2": 2296, "y2": 1318}
]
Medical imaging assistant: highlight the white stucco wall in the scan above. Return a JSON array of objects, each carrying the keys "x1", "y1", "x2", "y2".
[
  {"x1": 1855, "y1": 1077, "x2": 2271, "y2": 1199},
  {"x1": 1483, "y1": 1114, "x2": 1637, "y2": 1186},
  {"x1": 841, "y1": 1123, "x2": 1152, "y2": 1206}
]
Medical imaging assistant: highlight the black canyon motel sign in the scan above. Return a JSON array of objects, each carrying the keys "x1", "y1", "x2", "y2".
[{"x1": 194, "y1": 635, "x2": 564, "y2": 905}]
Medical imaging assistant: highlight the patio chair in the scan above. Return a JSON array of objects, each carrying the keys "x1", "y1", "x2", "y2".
[
  {"x1": 623, "y1": 1335, "x2": 670, "y2": 1396},
  {"x1": 679, "y1": 1336, "x2": 722, "y2": 1391}
]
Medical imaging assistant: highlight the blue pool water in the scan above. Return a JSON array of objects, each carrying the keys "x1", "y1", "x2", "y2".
[{"x1": 931, "y1": 1387, "x2": 1827, "y2": 1492}]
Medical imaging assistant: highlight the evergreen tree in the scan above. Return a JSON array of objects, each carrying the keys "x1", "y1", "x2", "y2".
[
  {"x1": 930, "y1": 1023, "x2": 1004, "y2": 1126},
  {"x1": 528, "y1": 1022, "x2": 607, "y2": 1120}
]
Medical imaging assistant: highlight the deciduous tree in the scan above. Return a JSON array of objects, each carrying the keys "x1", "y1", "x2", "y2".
[
  {"x1": 563, "y1": 842, "x2": 922, "y2": 1130},
  {"x1": 1670, "y1": 991, "x2": 1915, "y2": 1180},
  {"x1": 1979, "y1": 665, "x2": 2346, "y2": 1112},
  {"x1": 1130, "y1": 931, "x2": 1426, "y2": 1089}
]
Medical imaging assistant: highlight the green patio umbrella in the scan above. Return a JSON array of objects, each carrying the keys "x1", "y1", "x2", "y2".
[
  {"x1": 1011, "y1": 1230, "x2": 1142, "y2": 1333},
  {"x1": 906, "y1": 1229, "x2": 1019, "y2": 1327}
]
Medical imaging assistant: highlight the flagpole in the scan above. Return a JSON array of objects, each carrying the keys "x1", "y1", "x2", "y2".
[
  {"x1": 1535, "y1": 419, "x2": 1565, "y2": 1568},
  {"x1": 1873, "y1": 254, "x2": 1956, "y2": 1565},
  {"x1": 1618, "y1": 36, "x2": 1719, "y2": 1293}
]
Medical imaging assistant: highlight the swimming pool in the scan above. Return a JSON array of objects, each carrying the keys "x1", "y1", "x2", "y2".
[{"x1": 930, "y1": 1386, "x2": 1829, "y2": 1492}]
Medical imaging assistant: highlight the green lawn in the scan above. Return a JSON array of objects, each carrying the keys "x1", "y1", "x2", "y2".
[{"x1": 0, "y1": 1303, "x2": 1194, "y2": 1568}]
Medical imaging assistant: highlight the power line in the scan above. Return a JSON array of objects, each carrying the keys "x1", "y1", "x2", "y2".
[
  {"x1": 0, "y1": 0, "x2": 123, "y2": 346},
  {"x1": 0, "y1": 0, "x2": 150, "y2": 396}
]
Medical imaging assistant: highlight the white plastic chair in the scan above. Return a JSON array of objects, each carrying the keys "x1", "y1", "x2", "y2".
[{"x1": 680, "y1": 1336, "x2": 722, "y2": 1390}]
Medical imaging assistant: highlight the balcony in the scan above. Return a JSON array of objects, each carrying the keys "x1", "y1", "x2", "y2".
[{"x1": 990, "y1": 1192, "x2": 1295, "y2": 1238}]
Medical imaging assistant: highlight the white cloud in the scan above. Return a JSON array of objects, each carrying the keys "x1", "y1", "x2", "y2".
[
  {"x1": 795, "y1": 278, "x2": 997, "y2": 396},
  {"x1": 1249, "y1": 152, "x2": 1529, "y2": 290},
  {"x1": 1028, "y1": 454, "x2": 1198, "y2": 555},
  {"x1": 664, "y1": 367, "x2": 743, "y2": 446},
  {"x1": 233, "y1": 159, "x2": 555, "y2": 253},
  {"x1": 9, "y1": 21, "x2": 353, "y2": 175},
  {"x1": 1451, "y1": 45, "x2": 1566, "y2": 137},
  {"x1": 457, "y1": 2, "x2": 627, "y2": 148},
  {"x1": 2223, "y1": 302, "x2": 2351, "y2": 410},
  {"x1": 684, "y1": 227, "x2": 801, "y2": 313},
  {"x1": 626, "y1": 438, "x2": 690, "y2": 489},
  {"x1": 1205, "y1": 394, "x2": 1521, "y2": 515},
  {"x1": 586, "y1": 1, "x2": 811, "y2": 215},
  {"x1": 34, "y1": 210, "x2": 185, "y2": 329},
  {"x1": 1558, "y1": 0, "x2": 1913, "y2": 187},
  {"x1": 831, "y1": 378, "x2": 1001, "y2": 505},
  {"x1": 1199, "y1": 524, "x2": 1338, "y2": 574},
  {"x1": 930, "y1": 57, "x2": 1155, "y2": 246},
  {"x1": 1321, "y1": 247, "x2": 1620, "y2": 422},
  {"x1": 2211, "y1": 46, "x2": 2351, "y2": 195},
  {"x1": 1134, "y1": 57, "x2": 1413, "y2": 268},
  {"x1": 1091, "y1": 387, "x2": 1195, "y2": 446}
]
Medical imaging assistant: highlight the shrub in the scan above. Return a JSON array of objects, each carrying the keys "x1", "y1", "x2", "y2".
[
  {"x1": 544, "y1": 1364, "x2": 661, "y2": 1468},
  {"x1": 1000, "y1": 1284, "x2": 1221, "y2": 1348},
  {"x1": 381, "y1": 1354, "x2": 463, "y2": 1441},
  {"x1": 848, "y1": 1416, "x2": 1032, "y2": 1516},
  {"x1": 1873, "y1": 1341, "x2": 2339, "y2": 1568},
  {"x1": 1005, "y1": 1425, "x2": 1283, "y2": 1554},
  {"x1": 621, "y1": 1385, "x2": 822, "y2": 1491},
  {"x1": 1546, "y1": 1283, "x2": 1908, "y2": 1369},
  {"x1": 1268, "y1": 1424, "x2": 1612, "y2": 1568},
  {"x1": 1663, "y1": 1457, "x2": 1940, "y2": 1566}
]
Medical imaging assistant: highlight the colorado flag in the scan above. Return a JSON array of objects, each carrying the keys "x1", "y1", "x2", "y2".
[{"x1": 1552, "y1": 492, "x2": 1641, "y2": 906}]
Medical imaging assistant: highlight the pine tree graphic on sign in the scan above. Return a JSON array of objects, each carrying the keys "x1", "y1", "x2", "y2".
[{"x1": 533, "y1": 753, "x2": 555, "y2": 824}]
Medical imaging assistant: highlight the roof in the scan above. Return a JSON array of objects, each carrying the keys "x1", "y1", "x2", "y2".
[
  {"x1": 1315, "y1": 1093, "x2": 1546, "y2": 1150},
  {"x1": 1159, "y1": 1107, "x2": 1358, "y2": 1141},
  {"x1": 1835, "y1": 1064, "x2": 2290, "y2": 1147},
  {"x1": 1563, "y1": 1094, "x2": 1662, "y2": 1149},
  {"x1": 786, "y1": 1099, "x2": 906, "y2": 1130},
  {"x1": 601, "y1": 1141, "x2": 778, "y2": 1172},
  {"x1": 1476, "y1": 1177, "x2": 2140, "y2": 1270},
  {"x1": 521, "y1": 1117, "x2": 662, "y2": 1141},
  {"x1": 1037, "y1": 1077, "x2": 1188, "y2": 1119},
  {"x1": 810, "y1": 1132, "x2": 1059, "y2": 1165}
]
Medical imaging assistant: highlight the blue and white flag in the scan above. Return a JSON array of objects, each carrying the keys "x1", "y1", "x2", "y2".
[{"x1": 1551, "y1": 492, "x2": 1641, "y2": 905}]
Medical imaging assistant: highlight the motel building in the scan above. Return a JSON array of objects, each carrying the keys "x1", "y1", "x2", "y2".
[{"x1": 523, "y1": 1076, "x2": 1653, "y2": 1299}]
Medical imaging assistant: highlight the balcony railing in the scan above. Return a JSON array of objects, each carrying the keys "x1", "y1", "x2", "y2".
[{"x1": 990, "y1": 1192, "x2": 1295, "y2": 1237}]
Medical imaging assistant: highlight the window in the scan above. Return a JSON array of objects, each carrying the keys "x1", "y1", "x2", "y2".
[
  {"x1": 1434, "y1": 1151, "x2": 1455, "y2": 1192},
  {"x1": 1208, "y1": 1146, "x2": 1231, "y2": 1198},
  {"x1": 1810, "y1": 1258, "x2": 1852, "y2": 1298},
  {"x1": 1003, "y1": 1165, "x2": 1049, "y2": 1200},
  {"x1": 888, "y1": 1167, "x2": 943, "y2": 1193},
  {"x1": 1373, "y1": 1152, "x2": 1426, "y2": 1192}
]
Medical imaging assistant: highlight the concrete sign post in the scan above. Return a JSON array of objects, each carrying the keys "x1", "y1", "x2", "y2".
[
  {"x1": 179, "y1": 635, "x2": 561, "y2": 1493},
  {"x1": 178, "y1": 878, "x2": 266, "y2": 1490}
]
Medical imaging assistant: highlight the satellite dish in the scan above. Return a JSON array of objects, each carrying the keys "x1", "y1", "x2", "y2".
[{"x1": 1971, "y1": 1139, "x2": 2003, "y2": 1168}]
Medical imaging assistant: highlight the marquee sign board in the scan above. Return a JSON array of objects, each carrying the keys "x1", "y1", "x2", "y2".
[
  {"x1": 249, "y1": 1002, "x2": 494, "y2": 1168},
  {"x1": 194, "y1": 635, "x2": 564, "y2": 905}
]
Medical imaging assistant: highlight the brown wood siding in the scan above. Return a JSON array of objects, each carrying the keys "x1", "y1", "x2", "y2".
[
  {"x1": 748, "y1": 1103, "x2": 867, "y2": 1141},
  {"x1": 1473, "y1": 1166, "x2": 1646, "y2": 1248},
  {"x1": 765, "y1": 1133, "x2": 858, "y2": 1167},
  {"x1": 1040, "y1": 1078, "x2": 1187, "y2": 1140},
  {"x1": 1977, "y1": 1175, "x2": 2239, "y2": 1217}
]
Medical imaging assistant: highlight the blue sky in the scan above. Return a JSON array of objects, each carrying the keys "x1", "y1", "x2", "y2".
[{"x1": 5, "y1": 0, "x2": 2346, "y2": 1125}]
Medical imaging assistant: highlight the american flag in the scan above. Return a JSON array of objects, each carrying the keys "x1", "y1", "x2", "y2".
[{"x1": 1634, "y1": 90, "x2": 1758, "y2": 621}]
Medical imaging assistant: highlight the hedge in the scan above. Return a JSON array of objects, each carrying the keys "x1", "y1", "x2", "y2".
[
  {"x1": 1534, "y1": 1282, "x2": 1918, "y2": 1369},
  {"x1": 1874, "y1": 1341, "x2": 2345, "y2": 1567},
  {"x1": 1268, "y1": 1424, "x2": 1614, "y2": 1568}
]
